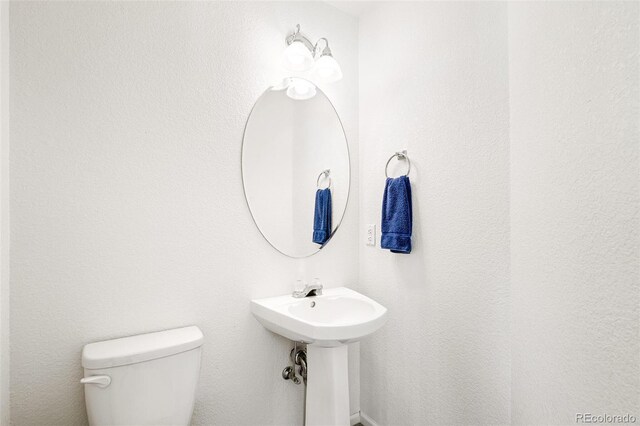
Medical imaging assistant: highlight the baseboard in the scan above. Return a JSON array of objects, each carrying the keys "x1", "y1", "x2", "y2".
[
  {"x1": 359, "y1": 411, "x2": 380, "y2": 426},
  {"x1": 350, "y1": 412, "x2": 361, "y2": 425}
]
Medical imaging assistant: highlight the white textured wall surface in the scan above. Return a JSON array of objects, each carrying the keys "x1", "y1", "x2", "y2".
[
  {"x1": 358, "y1": 2, "x2": 639, "y2": 425},
  {"x1": 9, "y1": 2, "x2": 358, "y2": 425},
  {"x1": 0, "y1": 2, "x2": 9, "y2": 424},
  {"x1": 8, "y1": 1, "x2": 639, "y2": 425},
  {"x1": 509, "y1": 2, "x2": 639, "y2": 424},
  {"x1": 358, "y1": 3, "x2": 511, "y2": 425}
]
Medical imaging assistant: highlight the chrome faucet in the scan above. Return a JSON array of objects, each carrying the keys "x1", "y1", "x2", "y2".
[{"x1": 292, "y1": 281, "x2": 323, "y2": 298}]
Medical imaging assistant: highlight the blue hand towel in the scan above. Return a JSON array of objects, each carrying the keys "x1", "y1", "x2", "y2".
[
  {"x1": 381, "y1": 175, "x2": 412, "y2": 253},
  {"x1": 313, "y1": 188, "x2": 332, "y2": 245}
]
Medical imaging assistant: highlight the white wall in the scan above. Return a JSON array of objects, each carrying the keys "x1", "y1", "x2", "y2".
[
  {"x1": 358, "y1": 3, "x2": 511, "y2": 424},
  {"x1": 0, "y1": 2, "x2": 9, "y2": 424},
  {"x1": 358, "y1": 1, "x2": 638, "y2": 425},
  {"x1": 509, "y1": 2, "x2": 639, "y2": 424},
  {"x1": 9, "y1": 2, "x2": 358, "y2": 425},
  {"x1": 8, "y1": 1, "x2": 639, "y2": 425}
]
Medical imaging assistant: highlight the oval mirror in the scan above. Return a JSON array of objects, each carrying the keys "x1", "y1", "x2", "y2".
[{"x1": 242, "y1": 78, "x2": 350, "y2": 258}]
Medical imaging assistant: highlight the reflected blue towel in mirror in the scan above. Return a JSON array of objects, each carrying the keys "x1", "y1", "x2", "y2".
[
  {"x1": 313, "y1": 188, "x2": 332, "y2": 245},
  {"x1": 381, "y1": 176, "x2": 412, "y2": 253}
]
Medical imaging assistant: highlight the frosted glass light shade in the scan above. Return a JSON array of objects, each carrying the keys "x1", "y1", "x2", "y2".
[
  {"x1": 286, "y1": 78, "x2": 317, "y2": 100},
  {"x1": 312, "y1": 55, "x2": 343, "y2": 83},
  {"x1": 282, "y1": 41, "x2": 314, "y2": 72}
]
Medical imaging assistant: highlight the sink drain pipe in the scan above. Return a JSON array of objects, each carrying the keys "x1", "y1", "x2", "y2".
[
  {"x1": 282, "y1": 341, "x2": 307, "y2": 385},
  {"x1": 282, "y1": 342, "x2": 308, "y2": 423}
]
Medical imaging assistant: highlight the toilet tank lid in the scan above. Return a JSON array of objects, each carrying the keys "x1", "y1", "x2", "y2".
[{"x1": 82, "y1": 326, "x2": 203, "y2": 369}]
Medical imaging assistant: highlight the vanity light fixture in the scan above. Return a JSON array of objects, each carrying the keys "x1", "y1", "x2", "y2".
[
  {"x1": 282, "y1": 37, "x2": 314, "y2": 72},
  {"x1": 282, "y1": 24, "x2": 343, "y2": 83},
  {"x1": 311, "y1": 39, "x2": 343, "y2": 83}
]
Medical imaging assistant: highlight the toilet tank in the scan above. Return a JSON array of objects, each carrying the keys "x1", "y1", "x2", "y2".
[{"x1": 81, "y1": 326, "x2": 203, "y2": 426}]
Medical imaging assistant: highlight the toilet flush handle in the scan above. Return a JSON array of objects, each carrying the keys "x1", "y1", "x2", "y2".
[{"x1": 80, "y1": 375, "x2": 111, "y2": 388}]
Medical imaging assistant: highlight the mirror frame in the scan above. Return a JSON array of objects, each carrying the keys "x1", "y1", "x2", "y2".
[{"x1": 240, "y1": 80, "x2": 351, "y2": 258}]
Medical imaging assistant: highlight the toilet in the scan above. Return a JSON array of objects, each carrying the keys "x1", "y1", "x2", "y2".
[{"x1": 81, "y1": 326, "x2": 203, "y2": 426}]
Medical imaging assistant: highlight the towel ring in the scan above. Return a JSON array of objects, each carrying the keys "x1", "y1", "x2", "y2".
[
  {"x1": 385, "y1": 150, "x2": 411, "y2": 178},
  {"x1": 317, "y1": 169, "x2": 331, "y2": 189}
]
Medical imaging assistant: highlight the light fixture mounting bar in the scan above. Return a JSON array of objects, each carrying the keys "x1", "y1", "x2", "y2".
[{"x1": 285, "y1": 24, "x2": 332, "y2": 58}]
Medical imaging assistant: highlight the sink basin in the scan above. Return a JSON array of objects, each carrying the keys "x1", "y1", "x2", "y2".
[
  {"x1": 251, "y1": 286, "x2": 387, "y2": 426},
  {"x1": 250, "y1": 286, "x2": 387, "y2": 347}
]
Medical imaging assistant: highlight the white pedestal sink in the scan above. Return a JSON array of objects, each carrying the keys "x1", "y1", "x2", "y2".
[{"x1": 251, "y1": 287, "x2": 387, "y2": 426}]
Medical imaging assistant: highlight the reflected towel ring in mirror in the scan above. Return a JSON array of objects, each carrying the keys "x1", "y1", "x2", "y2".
[
  {"x1": 317, "y1": 169, "x2": 331, "y2": 189},
  {"x1": 385, "y1": 150, "x2": 411, "y2": 178}
]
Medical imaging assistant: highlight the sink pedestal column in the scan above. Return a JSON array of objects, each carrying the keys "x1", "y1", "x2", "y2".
[{"x1": 305, "y1": 345, "x2": 350, "y2": 426}]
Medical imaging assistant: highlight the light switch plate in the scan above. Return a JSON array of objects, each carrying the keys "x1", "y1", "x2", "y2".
[{"x1": 366, "y1": 224, "x2": 376, "y2": 246}]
